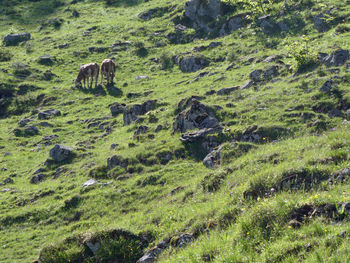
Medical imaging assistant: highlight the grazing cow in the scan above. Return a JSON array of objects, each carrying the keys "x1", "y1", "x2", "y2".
[
  {"x1": 75, "y1": 63, "x2": 99, "y2": 88},
  {"x1": 100, "y1": 59, "x2": 116, "y2": 85}
]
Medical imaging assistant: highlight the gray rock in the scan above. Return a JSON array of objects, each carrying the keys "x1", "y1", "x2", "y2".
[
  {"x1": 241, "y1": 80, "x2": 253, "y2": 90},
  {"x1": 30, "y1": 174, "x2": 45, "y2": 184},
  {"x1": 14, "y1": 125, "x2": 39, "y2": 137},
  {"x1": 155, "y1": 125, "x2": 163, "y2": 133},
  {"x1": 179, "y1": 55, "x2": 209, "y2": 73},
  {"x1": 177, "y1": 234, "x2": 194, "y2": 248},
  {"x1": 39, "y1": 122, "x2": 53, "y2": 127},
  {"x1": 314, "y1": 13, "x2": 328, "y2": 32},
  {"x1": 203, "y1": 145, "x2": 223, "y2": 168},
  {"x1": 135, "y1": 75, "x2": 149, "y2": 80},
  {"x1": 3, "y1": 178, "x2": 14, "y2": 184},
  {"x1": 258, "y1": 15, "x2": 279, "y2": 34},
  {"x1": 85, "y1": 241, "x2": 101, "y2": 255},
  {"x1": 180, "y1": 127, "x2": 222, "y2": 144},
  {"x1": 137, "y1": 248, "x2": 162, "y2": 263},
  {"x1": 134, "y1": 125, "x2": 149, "y2": 136},
  {"x1": 320, "y1": 79, "x2": 333, "y2": 93},
  {"x1": 322, "y1": 49, "x2": 349, "y2": 67},
  {"x1": 4, "y1": 33, "x2": 31, "y2": 46},
  {"x1": 328, "y1": 109, "x2": 343, "y2": 118},
  {"x1": 250, "y1": 69, "x2": 263, "y2": 82},
  {"x1": 107, "y1": 155, "x2": 128, "y2": 170},
  {"x1": 346, "y1": 109, "x2": 350, "y2": 119},
  {"x1": 49, "y1": 144, "x2": 73, "y2": 162},
  {"x1": 219, "y1": 14, "x2": 248, "y2": 36},
  {"x1": 263, "y1": 65, "x2": 279, "y2": 79},
  {"x1": 278, "y1": 21, "x2": 289, "y2": 31},
  {"x1": 173, "y1": 100, "x2": 220, "y2": 133},
  {"x1": 82, "y1": 179, "x2": 98, "y2": 187},
  {"x1": 38, "y1": 55, "x2": 55, "y2": 65},
  {"x1": 38, "y1": 109, "x2": 61, "y2": 120},
  {"x1": 18, "y1": 118, "x2": 31, "y2": 127},
  {"x1": 217, "y1": 86, "x2": 239, "y2": 95},
  {"x1": 123, "y1": 100, "x2": 157, "y2": 125}
]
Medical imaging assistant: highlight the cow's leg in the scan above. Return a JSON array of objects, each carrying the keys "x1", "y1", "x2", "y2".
[
  {"x1": 83, "y1": 77, "x2": 86, "y2": 88},
  {"x1": 90, "y1": 75, "x2": 93, "y2": 89},
  {"x1": 111, "y1": 72, "x2": 114, "y2": 84},
  {"x1": 100, "y1": 71, "x2": 104, "y2": 85}
]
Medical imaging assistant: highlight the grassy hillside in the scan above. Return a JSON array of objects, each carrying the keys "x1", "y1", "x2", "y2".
[{"x1": 0, "y1": 0, "x2": 349, "y2": 262}]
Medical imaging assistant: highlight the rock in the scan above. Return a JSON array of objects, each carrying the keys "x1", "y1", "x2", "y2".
[
  {"x1": 184, "y1": 0, "x2": 222, "y2": 31},
  {"x1": 38, "y1": 55, "x2": 55, "y2": 65},
  {"x1": 30, "y1": 174, "x2": 45, "y2": 184},
  {"x1": 278, "y1": 21, "x2": 289, "y2": 31},
  {"x1": 107, "y1": 155, "x2": 128, "y2": 170},
  {"x1": 18, "y1": 118, "x2": 31, "y2": 127},
  {"x1": 85, "y1": 241, "x2": 101, "y2": 255},
  {"x1": 3, "y1": 178, "x2": 14, "y2": 184},
  {"x1": 134, "y1": 125, "x2": 149, "y2": 136},
  {"x1": 110, "y1": 143, "x2": 119, "y2": 150},
  {"x1": 156, "y1": 151, "x2": 173, "y2": 165},
  {"x1": 263, "y1": 65, "x2": 279, "y2": 79},
  {"x1": 82, "y1": 179, "x2": 98, "y2": 187},
  {"x1": 177, "y1": 234, "x2": 194, "y2": 248},
  {"x1": 250, "y1": 70, "x2": 263, "y2": 82},
  {"x1": 138, "y1": 6, "x2": 174, "y2": 21},
  {"x1": 173, "y1": 100, "x2": 221, "y2": 133},
  {"x1": 328, "y1": 109, "x2": 343, "y2": 118},
  {"x1": 155, "y1": 125, "x2": 163, "y2": 133},
  {"x1": 322, "y1": 49, "x2": 349, "y2": 67},
  {"x1": 14, "y1": 125, "x2": 39, "y2": 137},
  {"x1": 4, "y1": 33, "x2": 31, "y2": 46},
  {"x1": 258, "y1": 15, "x2": 279, "y2": 35},
  {"x1": 135, "y1": 75, "x2": 149, "y2": 80},
  {"x1": 178, "y1": 55, "x2": 209, "y2": 73},
  {"x1": 219, "y1": 14, "x2": 249, "y2": 36},
  {"x1": 241, "y1": 80, "x2": 253, "y2": 90},
  {"x1": 39, "y1": 122, "x2": 53, "y2": 127},
  {"x1": 180, "y1": 127, "x2": 222, "y2": 144},
  {"x1": 110, "y1": 103, "x2": 126, "y2": 117},
  {"x1": 123, "y1": 100, "x2": 157, "y2": 126},
  {"x1": 320, "y1": 79, "x2": 333, "y2": 93},
  {"x1": 314, "y1": 13, "x2": 329, "y2": 32},
  {"x1": 42, "y1": 70, "x2": 57, "y2": 81},
  {"x1": 49, "y1": 144, "x2": 73, "y2": 162},
  {"x1": 88, "y1": 46, "x2": 109, "y2": 53},
  {"x1": 217, "y1": 86, "x2": 239, "y2": 95},
  {"x1": 137, "y1": 248, "x2": 162, "y2": 263},
  {"x1": 38, "y1": 109, "x2": 61, "y2": 120},
  {"x1": 203, "y1": 145, "x2": 223, "y2": 168}
]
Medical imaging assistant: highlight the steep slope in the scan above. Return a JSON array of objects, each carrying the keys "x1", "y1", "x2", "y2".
[{"x1": 0, "y1": 0, "x2": 349, "y2": 262}]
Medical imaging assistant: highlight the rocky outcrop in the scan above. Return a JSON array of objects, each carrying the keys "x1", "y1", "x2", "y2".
[
  {"x1": 107, "y1": 155, "x2": 129, "y2": 170},
  {"x1": 219, "y1": 14, "x2": 250, "y2": 36},
  {"x1": 173, "y1": 100, "x2": 220, "y2": 133},
  {"x1": 110, "y1": 103, "x2": 126, "y2": 116},
  {"x1": 178, "y1": 55, "x2": 209, "y2": 73},
  {"x1": 321, "y1": 49, "x2": 349, "y2": 67},
  {"x1": 203, "y1": 145, "x2": 223, "y2": 168},
  {"x1": 4, "y1": 33, "x2": 31, "y2": 46},
  {"x1": 38, "y1": 109, "x2": 61, "y2": 120},
  {"x1": 49, "y1": 144, "x2": 74, "y2": 162},
  {"x1": 123, "y1": 100, "x2": 157, "y2": 125}
]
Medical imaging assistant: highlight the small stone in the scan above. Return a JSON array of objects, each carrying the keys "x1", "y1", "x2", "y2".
[
  {"x1": 217, "y1": 86, "x2": 239, "y2": 95},
  {"x1": 241, "y1": 80, "x2": 253, "y2": 90},
  {"x1": 49, "y1": 144, "x2": 73, "y2": 162},
  {"x1": 82, "y1": 179, "x2": 98, "y2": 187},
  {"x1": 250, "y1": 70, "x2": 263, "y2": 82},
  {"x1": 320, "y1": 79, "x2": 333, "y2": 93},
  {"x1": 18, "y1": 118, "x2": 31, "y2": 127},
  {"x1": 38, "y1": 109, "x2": 61, "y2": 120},
  {"x1": 4, "y1": 33, "x2": 31, "y2": 46},
  {"x1": 177, "y1": 234, "x2": 194, "y2": 248}
]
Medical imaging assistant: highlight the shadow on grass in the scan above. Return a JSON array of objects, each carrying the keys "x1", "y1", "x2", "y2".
[
  {"x1": 103, "y1": 0, "x2": 143, "y2": 8},
  {"x1": 77, "y1": 83, "x2": 123, "y2": 97}
]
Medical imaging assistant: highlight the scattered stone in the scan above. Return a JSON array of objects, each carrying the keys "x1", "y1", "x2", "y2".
[
  {"x1": 219, "y1": 14, "x2": 249, "y2": 36},
  {"x1": 320, "y1": 79, "x2": 333, "y2": 93},
  {"x1": 156, "y1": 151, "x2": 173, "y2": 165},
  {"x1": 263, "y1": 65, "x2": 279, "y2": 79},
  {"x1": 107, "y1": 155, "x2": 129, "y2": 170},
  {"x1": 138, "y1": 6, "x2": 175, "y2": 21},
  {"x1": 328, "y1": 109, "x2": 343, "y2": 118},
  {"x1": 38, "y1": 122, "x2": 53, "y2": 127},
  {"x1": 136, "y1": 75, "x2": 149, "y2": 80},
  {"x1": 14, "y1": 125, "x2": 39, "y2": 137},
  {"x1": 123, "y1": 100, "x2": 157, "y2": 125},
  {"x1": 178, "y1": 55, "x2": 209, "y2": 73},
  {"x1": 314, "y1": 13, "x2": 329, "y2": 32},
  {"x1": 38, "y1": 109, "x2": 61, "y2": 120},
  {"x1": 49, "y1": 144, "x2": 73, "y2": 162},
  {"x1": 173, "y1": 100, "x2": 221, "y2": 133},
  {"x1": 3, "y1": 178, "x2": 14, "y2": 184},
  {"x1": 203, "y1": 145, "x2": 223, "y2": 168},
  {"x1": 38, "y1": 55, "x2": 55, "y2": 66},
  {"x1": 134, "y1": 125, "x2": 149, "y2": 136},
  {"x1": 155, "y1": 125, "x2": 163, "y2": 133},
  {"x1": 258, "y1": 15, "x2": 279, "y2": 35},
  {"x1": 4, "y1": 33, "x2": 31, "y2": 46},
  {"x1": 4, "y1": 152, "x2": 11, "y2": 156},
  {"x1": 127, "y1": 92, "x2": 142, "y2": 99},
  {"x1": 137, "y1": 248, "x2": 162, "y2": 263},
  {"x1": 250, "y1": 69, "x2": 263, "y2": 82},
  {"x1": 321, "y1": 49, "x2": 349, "y2": 67},
  {"x1": 241, "y1": 80, "x2": 253, "y2": 90},
  {"x1": 58, "y1": 43, "x2": 68, "y2": 49},
  {"x1": 110, "y1": 143, "x2": 119, "y2": 150},
  {"x1": 88, "y1": 46, "x2": 109, "y2": 53},
  {"x1": 217, "y1": 86, "x2": 239, "y2": 95},
  {"x1": 177, "y1": 234, "x2": 194, "y2": 248},
  {"x1": 82, "y1": 179, "x2": 98, "y2": 187},
  {"x1": 18, "y1": 118, "x2": 31, "y2": 127},
  {"x1": 30, "y1": 174, "x2": 46, "y2": 184},
  {"x1": 42, "y1": 70, "x2": 57, "y2": 81}
]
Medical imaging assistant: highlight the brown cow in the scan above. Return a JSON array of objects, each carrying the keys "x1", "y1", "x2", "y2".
[
  {"x1": 100, "y1": 59, "x2": 116, "y2": 85},
  {"x1": 75, "y1": 63, "x2": 99, "y2": 88}
]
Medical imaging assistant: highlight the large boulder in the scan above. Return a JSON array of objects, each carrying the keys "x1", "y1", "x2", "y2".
[
  {"x1": 173, "y1": 100, "x2": 220, "y2": 133},
  {"x1": 123, "y1": 100, "x2": 157, "y2": 125},
  {"x1": 321, "y1": 49, "x2": 349, "y2": 67},
  {"x1": 4, "y1": 33, "x2": 31, "y2": 46},
  {"x1": 49, "y1": 144, "x2": 73, "y2": 162},
  {"x1": 178, "y1": 55, "x2": 209, "y2": 73}
]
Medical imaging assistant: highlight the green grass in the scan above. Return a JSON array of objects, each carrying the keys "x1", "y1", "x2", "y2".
[{"x1": 0, "y1": 0, "x2": 349, "y2": 262}]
